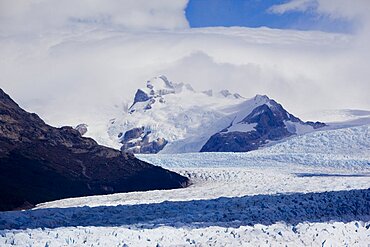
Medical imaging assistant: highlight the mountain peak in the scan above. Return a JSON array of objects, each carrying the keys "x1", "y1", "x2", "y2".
[
  {"x1": 201, "y1": 96, "x2": 326, "y2": 152},
  {"x1": 253, "y1": 94, "x2": 270, "y2": 103},
  {"x1": 129, "y1": 76, "x2": 244, "y2": 114}
]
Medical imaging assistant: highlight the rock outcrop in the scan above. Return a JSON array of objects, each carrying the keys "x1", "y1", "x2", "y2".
[
  {"x1": 118, "y1": 126, "x2": 168, "y2": 154},
  {"x1": 75, "y1": 123, "x2": 88, "y2": 136}
]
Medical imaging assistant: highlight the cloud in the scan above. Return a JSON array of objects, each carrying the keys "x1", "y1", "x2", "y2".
[
  {"x1": 269, "y1": 0, "x2": 317, "y2": 14},
  {"x1": 1, "y1": 26, "x2": 362, "y2": 121},
  {"x1": 269, "y1": 0, "x2": 370, "y2": 27},
  {"x1": 268, "y1": 0, "x2": 370, "y2": 114},
  {"x1": 0, "y1": 0, "x2": 189, "y2": 33}
]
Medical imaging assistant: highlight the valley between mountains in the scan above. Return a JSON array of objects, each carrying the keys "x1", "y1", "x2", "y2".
[{"x1": 1, "y1": 77, "x2": 369, "y2": 246}]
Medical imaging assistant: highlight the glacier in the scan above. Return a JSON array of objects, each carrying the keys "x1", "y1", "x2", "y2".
[{"x1": 1, "y1": 123, "x2": 369, "y2": 246}]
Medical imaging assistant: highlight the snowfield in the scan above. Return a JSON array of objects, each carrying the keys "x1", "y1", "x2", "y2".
[{"x1": 0, "y1": 125, "x2": 369, "y2": 246}]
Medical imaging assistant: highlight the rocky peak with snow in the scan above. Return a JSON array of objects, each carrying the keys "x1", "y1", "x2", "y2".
[
  {"x1": 129, "y1": 76, "x2": 187, "y2": 113},
  {"x1": 129, "y1": 76, "x2": 244, "y2": 114},
  {"x1": 201, "y1": 96, "x2": 326, "y2": 152},
  {"x1": 108, "y1": 76, "x2": 325, "y2": 154}
]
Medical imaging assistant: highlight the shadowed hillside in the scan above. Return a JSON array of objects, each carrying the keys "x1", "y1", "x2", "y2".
[{"x1": 0, "y1": 89, "x2": 189, "y2": 211}]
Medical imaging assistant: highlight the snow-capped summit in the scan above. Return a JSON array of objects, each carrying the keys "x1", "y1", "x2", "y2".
[
  {"x1": 129, "y1": 76, "x2": 197, "y2": 113},
  {"x1": 108, "y1": 76, "x2": 325, "y2": 154}
]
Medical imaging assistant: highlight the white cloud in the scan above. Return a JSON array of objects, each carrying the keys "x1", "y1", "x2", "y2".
[
  {"x1": 269, "y1": 0, "x2": 370, "y2": 26},
  {"x1": 0, "y1": 0, "x2": 189, "y2": 33},
  {"x1": 268, "y1": 0, "x2": 370, "y2": 115},
  {"x1": 269, "y1": 0, "x2": 317, "y2": 14}
]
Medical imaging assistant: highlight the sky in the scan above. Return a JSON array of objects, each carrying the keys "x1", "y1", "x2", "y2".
[
  {"x1": 186, "y1": 0, "x2": 354, "y2": 33},
  {"x1": 0, "y1": 0, "x2": 369, "y2": 130}
]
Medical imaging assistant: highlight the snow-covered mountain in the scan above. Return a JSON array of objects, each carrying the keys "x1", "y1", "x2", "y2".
[
  {"x1": 108, "y1": 76, "x2": 325, "y2": 154},
  {"x1": 200, "y1": 98, "x2": 325, "y2": 152}
]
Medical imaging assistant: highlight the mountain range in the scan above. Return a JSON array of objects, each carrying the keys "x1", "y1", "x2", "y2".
[{"x1": 107, "y1": 76, "x2": 325, "y2": 154}]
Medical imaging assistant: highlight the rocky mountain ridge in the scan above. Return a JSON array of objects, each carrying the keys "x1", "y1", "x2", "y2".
[
  {"x1": 201, "y1": 97, "x2": 325, "y2": 152},
  {"x1": 0, "y1": 88, "x2": 188, "y2": 211}
]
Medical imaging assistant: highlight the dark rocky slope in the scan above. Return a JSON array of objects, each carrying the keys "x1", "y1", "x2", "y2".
[{"x1": 0, "y1": 89, "x2": 188, "y2": 211}]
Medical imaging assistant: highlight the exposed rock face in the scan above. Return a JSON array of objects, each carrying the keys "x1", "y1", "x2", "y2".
[
  {"x1": 119, "y1": 127, "x2": 168, "y2": 154},
  {"x1": 306, "y1": 121, "x2": 326, "y2": 129},
  {"x1": 0, "y1": 89, "x2": 189, "y2": 211},
  {"x1": 201, "y1": 99, "x2": 326, "y2": 152},
  {"x1": 75, "y1": 124, "x2": 88, "y2": 136},
  {"x1": 133, "y1": 89, "x2": 150, "y2": 105},
  {"x1": 122, "y1": 126, "x2": 145, "y2": 141}
]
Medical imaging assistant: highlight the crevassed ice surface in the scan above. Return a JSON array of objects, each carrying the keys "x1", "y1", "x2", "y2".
[{"x1": 1, "y1": 125, "x2": 369, "y2": 246}]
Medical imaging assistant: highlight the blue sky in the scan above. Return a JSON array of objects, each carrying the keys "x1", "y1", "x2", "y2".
[{"x1": 185, "y1": 0, "x2": 354, "y2": 33}]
